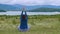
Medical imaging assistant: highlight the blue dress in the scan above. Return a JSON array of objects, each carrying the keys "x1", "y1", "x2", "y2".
[{"x1": 20, "y1": 11, "x2": 28, "y2": 30}]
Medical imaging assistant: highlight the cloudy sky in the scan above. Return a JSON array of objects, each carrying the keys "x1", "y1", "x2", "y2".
[{"x1": 0, "y1": 0, "x2": 60, "y2": 6}]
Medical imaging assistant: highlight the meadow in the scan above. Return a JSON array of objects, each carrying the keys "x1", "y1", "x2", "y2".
[{"x1": 0, "y1": 15, "x2": 60, "y2": 34}]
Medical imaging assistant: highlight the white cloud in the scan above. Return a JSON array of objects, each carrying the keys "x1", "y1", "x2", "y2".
[
  {"x1": 0, "y1": 0, "x2": 60, "y2": 6},
  {"x1": 50, "y1": 0, "x2": 60, "y2": 6},
  {"x1": 16, "y1": 0, "x2": 45, "y2": 5}
]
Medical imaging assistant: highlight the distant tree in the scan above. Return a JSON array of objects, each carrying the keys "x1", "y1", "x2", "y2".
[
  {"x1": 0, "y1": 10, "x2": 6, "y2": 12},
  {"x1": 29, "y1": 8, "x2": 60, "y2": 12}
]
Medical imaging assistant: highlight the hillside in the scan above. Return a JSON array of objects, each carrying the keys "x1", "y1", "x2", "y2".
[
  {"x1": 0, "y1": 10, "x2": 6, "y2": 12},
  {"x1": 0, "y1": 4, "x2": 20, "y2": 11},
  {"x1": 0, "y1": 4, "x2": 60, "y2": 11},
  {"x1": 29, "y1": 8, "x2": 60, "y2": 12}
]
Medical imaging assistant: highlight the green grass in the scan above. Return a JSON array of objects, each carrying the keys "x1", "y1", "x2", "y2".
[{"x1": 0, "y1": 15, "x2": 60, "y2": 34}]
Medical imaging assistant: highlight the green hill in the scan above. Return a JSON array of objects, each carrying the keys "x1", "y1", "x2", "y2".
[
  {"x1": 0, "y1": 4, "x2": 21, "y2": 11},
  {"x1": 29, "y1": 8, "x2": 60, "y2": 12},
  {"x1": 0, "y1": 10, "x2": 6, "y2": 12}
]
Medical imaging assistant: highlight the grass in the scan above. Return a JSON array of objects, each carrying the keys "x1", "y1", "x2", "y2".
[{"x1": 0, "y1": 15, "x2": 60, "y2": 34}]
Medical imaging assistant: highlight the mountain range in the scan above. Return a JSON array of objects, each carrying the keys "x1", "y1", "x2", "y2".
[{"x1": 0, "y1": 4, "x2": 60, "y2": 11}]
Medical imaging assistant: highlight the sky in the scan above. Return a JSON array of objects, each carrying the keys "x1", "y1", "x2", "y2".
[{"x1": 0, "y1": 0, "x2": 60, "y2": 6}]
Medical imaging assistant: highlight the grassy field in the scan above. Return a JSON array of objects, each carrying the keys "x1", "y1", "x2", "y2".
[{"x1": 0, "y1": 15, "x2": 60, "y2": 34}]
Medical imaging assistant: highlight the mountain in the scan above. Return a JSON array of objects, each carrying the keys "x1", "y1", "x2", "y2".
[
  {"x1": 0, "y1": 4, "x2": 60, "y2": 11},
  {"x1": 0, "y1": 4, "x2": 20, "y2": 11},
  {"x1": 13, "y1": 4, "x2": 60, "y2": 10},
  {"x1": 0, "y1": 4, "x2": 39, "y2": 11},
  {"x1": 29, "y1": 8, "x2": 60, "y2": 12},
  {"x1": 13, "y1": 4, "x2": 40, "y2": 10}
]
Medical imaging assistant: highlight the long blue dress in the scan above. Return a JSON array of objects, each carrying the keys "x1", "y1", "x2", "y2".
[{"x1": 19, "y1": 11, "x2": 28, "y2": 31}]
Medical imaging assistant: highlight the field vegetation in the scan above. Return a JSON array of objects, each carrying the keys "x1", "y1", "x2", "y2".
[{"x1": 0, "y1": 15, "x2": 60, "y2": 34}]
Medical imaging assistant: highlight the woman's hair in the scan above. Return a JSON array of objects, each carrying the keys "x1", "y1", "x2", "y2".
[{"x1": 22, "y1": 15, "x2": 26, "y2": 19}]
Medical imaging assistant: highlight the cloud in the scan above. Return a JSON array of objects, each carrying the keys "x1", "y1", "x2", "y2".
[
  {"x1": 16, "y1": 0, "x2": 45, "y2": 5},
  {"x1": 0, "y1": 0, "x2": 60, "y2": 6}
]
